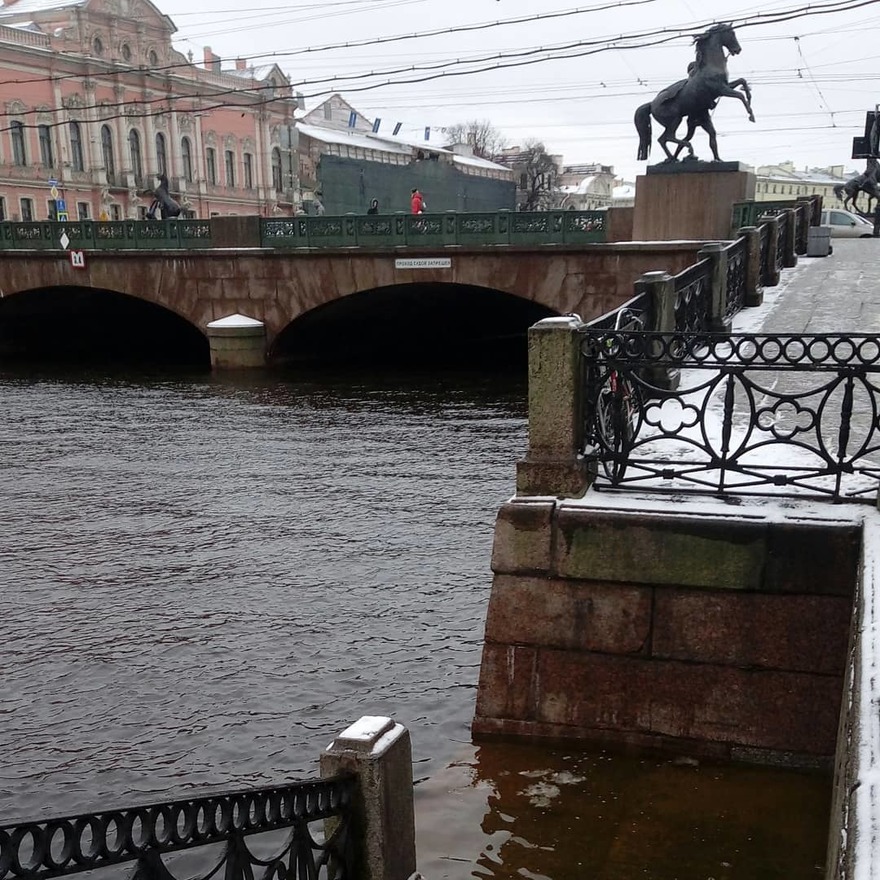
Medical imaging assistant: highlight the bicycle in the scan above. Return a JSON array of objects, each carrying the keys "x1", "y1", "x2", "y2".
[{"x1": 589, "y1": 307, "x2": 644, "y2": 482}]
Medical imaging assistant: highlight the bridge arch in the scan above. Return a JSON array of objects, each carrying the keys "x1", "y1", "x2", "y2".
[
  {"x1": 268, "y1": 281, "x2": 559, "y2": 367},
  {"x1": 0, "y1": 284, "x2": 210, "y2": 366}
]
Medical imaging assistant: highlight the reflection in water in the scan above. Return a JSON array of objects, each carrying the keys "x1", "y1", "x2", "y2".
[
  {"x1": 417, "y1": 742, "x2": 830, "y2": 880},
  {"x1": 0, "y1": 364, "x2": 831, "y2": 879}
]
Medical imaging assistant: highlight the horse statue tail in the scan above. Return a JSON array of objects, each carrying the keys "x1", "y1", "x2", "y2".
[
  {"x1": 635, "y1": 103, "x2": 652, "y2": 161},
  {"x1": 833, "y1": 183, "x2": 845, "y2": 202}
]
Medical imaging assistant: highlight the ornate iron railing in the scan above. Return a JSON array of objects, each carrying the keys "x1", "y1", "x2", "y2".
[
  {"x1": 580, "y1": 331, "x2": 880, "y2": 502},
  {"x1": 774, "y1": 211, "x2": 788, "y2": 272},
  {"x1": 260, "y1": 209, "x2": 607, "y2": 249},
  {"x1": 0, "y1": 776, "x2": 356, "y2": 880},
  {"x1": 673, "y1": 258, "x2": 712, "y2": 333},
  {"x1": 724, "y1": 237, "x2": 747, "y2": 321},
  {"x1": 758, "y1": 222, "x2": 773, "y2": 286},
  {"x1": 730, "y1": 195, "x2": 821, "y2": 237},
  {"x1": 0, "y1": 220, "x2": 212, "y2": 251}
]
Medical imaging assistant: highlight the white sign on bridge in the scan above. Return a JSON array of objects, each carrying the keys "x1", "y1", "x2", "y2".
[{"x1": 394, "y1": 258, "x2": 452, "y2": 270}]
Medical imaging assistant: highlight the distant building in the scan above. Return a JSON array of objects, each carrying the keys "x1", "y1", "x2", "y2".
[
  {"x1": 754, "y1": 161, "x2": 857, "y2": 210},
  {"x1": 557, "y1": 163, "x2": 616, "y2": 210},
  {"x1": 0, "y1": 0, "x2": 298, "y2": 220},
  {"x1": 493, "y1": 145, "x2": 563, "y2": 211},
  {"x1": 294, "y1": 94, "x2": 515, "y2": 214}
]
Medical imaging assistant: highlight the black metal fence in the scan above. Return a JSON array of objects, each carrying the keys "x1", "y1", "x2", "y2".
[
  {"x1": 0, "y1": 776, "x2": 356, "y2": 880},
  {"x1": 580, "y1": 331, "x2": 880, "y2": 501}
]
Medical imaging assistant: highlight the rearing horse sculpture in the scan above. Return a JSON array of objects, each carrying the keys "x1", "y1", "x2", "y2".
[
  {"x1": 833, "y1": 158, "x2": 880, "y2": 216},
  {"x1": 635, "y1": 23, "x2": 754, "y2": 163}
]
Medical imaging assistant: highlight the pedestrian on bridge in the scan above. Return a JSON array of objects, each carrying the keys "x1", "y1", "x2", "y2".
[
  {"x1": 411, "y1": 188, "x2": 425, "y2": 214},
  {"x1": 368, "y1": 199, "x2": 379, "y2": 214}
]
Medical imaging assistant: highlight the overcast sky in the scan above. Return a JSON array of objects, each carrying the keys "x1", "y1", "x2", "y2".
[{"x1": 166, "y1": 0, "x2": 879, "y2": 181}]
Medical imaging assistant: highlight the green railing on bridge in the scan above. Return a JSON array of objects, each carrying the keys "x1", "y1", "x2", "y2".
[
  {"x1": 260, "y1": 210, "x2": 608, "y2": 248},
  {"x1": 0, "y1": 211, "x2": 607, "y2": 252},
  {"x1": 731, "y1": 194, "x2": 822, "y2": 235},
  {"x1": 0, "y1": 218, "x2": 213, "y2": 251}
]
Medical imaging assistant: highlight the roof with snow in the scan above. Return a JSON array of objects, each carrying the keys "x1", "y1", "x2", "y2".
[
  {"x1": 0, "y1": 0, "x2": 84, "y2": 13},
  {"x1": 452, "y1": 153, "x2": 510, "y2": 173},
  {"x1": 297, "y1": 123, "x2": 412, "y2": 155},
  {"x1": 226, "y1": 65, "x2": 287, "y2": 83}
]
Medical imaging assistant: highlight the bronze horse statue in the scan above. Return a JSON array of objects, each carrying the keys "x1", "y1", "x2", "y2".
[
  {"x1": 635, "y1": 23, "x2": 754, "y2": 162},
  {"x1": 833, "y1": 159, "x2": 880, "y2": 216},
  {"x1": 146, "y1": 173, "x2": 181, "y2": 219}
]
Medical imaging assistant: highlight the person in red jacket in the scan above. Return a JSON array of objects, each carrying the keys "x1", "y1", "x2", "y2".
[{"x1": 411, "y1": 188, "x2": 425, "y2": 214}]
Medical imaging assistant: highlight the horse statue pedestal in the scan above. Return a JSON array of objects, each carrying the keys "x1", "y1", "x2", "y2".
[{"x1": 632, "y1": 161, "x2": 756, "y2": 241}]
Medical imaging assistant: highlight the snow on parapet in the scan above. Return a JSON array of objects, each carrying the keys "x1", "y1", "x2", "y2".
[{"x1": 207, "y1": 314, "x2": 264, "y2": 328}]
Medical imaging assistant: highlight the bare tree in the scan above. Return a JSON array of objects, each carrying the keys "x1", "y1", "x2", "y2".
[
  {"x1": 445, "y1": 119, "x2": 507, "y2": 159},
  {"x1": 518, "y1": 140, "x2": 559, "y2": 211}
]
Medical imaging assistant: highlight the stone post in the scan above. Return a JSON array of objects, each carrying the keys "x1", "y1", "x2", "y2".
[
  {"x1": 515, "y1": 315, "x2": 590, "y2": 498},
  {"x1": 795, "y1": 197, "x2": 813, "y2": 254},
  {"x1": 637, "y1": 270, "x2": 679, "y2": 391},
  {"x1": 698, "y1": 242, "x2": 730, "y2": 334},
  {"x1": 782, "y1": 208, "x2": 798, "y2": 269},
  {"x1": 738, "y1": 226, "x2": 763, "y2": 307},
  {"x1": 760, "y1": 215, "x2": 781, "y2": 288},
  {"x1": 320, "y1": 716, "x2": 417, "y2": 880},
  {"x1": 206, "y1": 314, "x2": 266, "y2": 369}
]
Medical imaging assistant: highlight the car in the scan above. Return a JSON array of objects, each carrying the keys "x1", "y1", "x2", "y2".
[{"x1": 820, "y1": 209, "x2": 875, "y2": 238}]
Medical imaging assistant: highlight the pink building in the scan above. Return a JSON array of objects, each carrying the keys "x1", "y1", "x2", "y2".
[{"x1": 0, "y1": 0, "x2": 298, "y2": 221}]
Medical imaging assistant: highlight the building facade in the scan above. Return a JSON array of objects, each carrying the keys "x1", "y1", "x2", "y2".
[
  {"x1": 0, "y1": 0, "x2": 298, "y2": 221},
  {"x1": 754, "y1": 162, "x2": 855, "y2": 211}
]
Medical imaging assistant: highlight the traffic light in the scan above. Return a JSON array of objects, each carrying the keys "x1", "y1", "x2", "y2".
[{"x1": 852, "y1": 110, "x2": 879, "y2": 159}]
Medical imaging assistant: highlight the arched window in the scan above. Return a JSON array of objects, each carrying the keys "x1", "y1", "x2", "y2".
[
  {"x1": 206, "y1": 147, "x2": 217, "y2": 185},
  {"x1": 129, "y1": 129, "x2": 143, "y2": 181},
  {"x1": 93, "y1": 36, "x2": 103, "y2": 56},
  {"x1": 148, "y1": 49, "x2": 158, "y2": 67},
  {"x1": 121, "y1": 43, "x2": 131, "y2": 61},
  {"x1": 243, "y1": 153, "x2": 253, "y2": 189},
  {"x1": 69, "y1": 121, "x2": 84, "y2": 171},
  {"x1": 271, "y1": 147, "x2": 283, "y2": 192},
  {"x1": 181, "y1": 137, "x2": 193, "y2": 182},
  {"x1": 225, "y1": 149, "x2": 235, "y2": 187},
  {"x1": 38, "y1": 125, "x2": 54, "y2": 167},
  {"x1": 155, "y1": 132, "x2": 167, "y2": 177},
  {"x1": 101, "y1": 125, "x2": 115, "y2": 181},
  {"x1": 11, "y1": 121, "x2": 27, "y2": 166}
]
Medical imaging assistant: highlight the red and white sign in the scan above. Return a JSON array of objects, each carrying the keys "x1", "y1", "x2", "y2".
[{"x1": 70, "y1": 250, "x2": 86, "y2": 269}]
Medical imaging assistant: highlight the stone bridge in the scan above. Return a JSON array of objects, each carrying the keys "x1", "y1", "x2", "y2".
[{"x1": 0, "y1": 243, "x2": 705, "y2": 366}]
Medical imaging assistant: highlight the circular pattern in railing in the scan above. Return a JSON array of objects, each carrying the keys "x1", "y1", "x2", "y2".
[{"x1": 0, "y1": 778, "x2": 354, "y2": 880}]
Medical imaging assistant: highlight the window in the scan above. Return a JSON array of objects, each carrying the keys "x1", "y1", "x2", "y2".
[
  {"x1": 121, "y1": 43, "x2": 131, "y2": 61},
  {"x1": 77, "y1": 202, "x2": 90, "y2": 220},
  {"x1": 11, "y1": 121, "x2": 27, "y2": 166},
  {"x1": 271, "y1": 147, "x2": 283, "y2": 192},
  {"x1": 243, "y1": 153, "x2": 253, "y2": 189},
  {"x1": 110, "y1": 204, "x2": 122, "y2": 220},
  {"x1": 47, "y1": 199, "x2": 56, "y2": 219},
  {"x1": 93, "y1": 36, "x2": 103, "y2": 56},
  {"x1": 70, "y1": 121, "x2": 84, "y2": 171},
  {"x1": 323, "y1": 103, "x2": 332, "y2": 121},
  {"x1": 149, "y1": 49, "x2": 158, "y2": 67},
  {"x1": 225, "y1": 149, "x2": 235, "y2": 187},
  {"x1": 38, "y1": 125, "x2": 54, "y2": 167},
  {"x1": 101, "y1": 125, "x2": 115, "y2": 181},
  {"x1": 155, "y1": 132, "x2": 167, "y2": 177},
  {"x1": 129, "y1": 129, "x2": 143, "y2": 181},
  {"x1": 181, "y1": 137, "x2": 193, "y2": 182},
  {"x1": 206, "y1": 147, "x2": 217, "y2": 185},
  {"x1": 20, "y1": 198, "x2": 34, "y2": 221},
  {"x1": 0, "y1": 197, "x2": 5, "y2": 221}
]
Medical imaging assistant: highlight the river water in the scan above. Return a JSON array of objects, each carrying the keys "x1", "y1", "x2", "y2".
[{"x1": 0, "y1": 364, "x2": 831, "y2": 879}]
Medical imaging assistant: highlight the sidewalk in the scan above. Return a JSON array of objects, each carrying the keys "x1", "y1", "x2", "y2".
[{"x1": 738, "y1": 238, "x2": 880, "y2": 335}]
